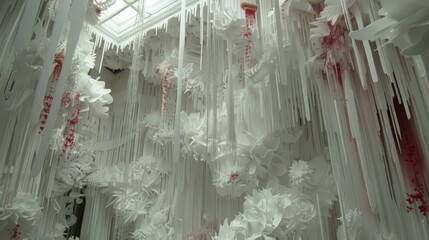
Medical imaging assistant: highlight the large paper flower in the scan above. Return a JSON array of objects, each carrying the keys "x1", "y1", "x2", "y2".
[
  {"x1": 247, "y1": 133, "x2": 287, "y2": 178},
  {"x1": 212, "y1": 130, "x2": 289, "y2": 197},
  {"x1": 75, "y1": 30, "x2": 96, "y2": 72},
  {"x1": 215, "y1": 185, "x2": 316, "y2": 239},
  {"x1": 83, "y1": 165, "x2": 123, "y2": 187},
  {"x1": 349, "y1": 1, "x2": 429, "y2": 55},
  {"x1": 131, "y1": 195, "x2": 173, "y2": 239},
  {"x1": 0, "y1": 193, "x2": 42, "y2": 239},
  {"x1": 53, "y1": 153, "x2": 96, "y2": 194},
  {"x1": 77, "y1": 74, "x2": 113, "y2": 118},
  {"x1": 214, "y1": 219, "x2": 238, "y2": 240},
  {"x1": 212, "y1": 152, "x2": 259, "y2": 197},
  {"x1": 180, "y1": 112, "x2": 209, "y2": 160},
  {"x1": 289, "y1": 154, "x2": 337, "y2": 215},
  {"x1": 106, "y1": 185, "x2": 150, "y2": 224}
]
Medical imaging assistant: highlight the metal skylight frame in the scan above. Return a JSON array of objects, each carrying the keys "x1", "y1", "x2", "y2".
[{"x1": 90, "y1": 0, "x2": 199, "y2": 48}]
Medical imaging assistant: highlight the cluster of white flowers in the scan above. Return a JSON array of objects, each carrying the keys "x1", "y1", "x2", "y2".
[
  {"x1": 71, "y1": 30, "x2": 113, "y2": 118},
  {"x1": 180, "y1": 112, "x2": 209, "y2": 161},
  {"x1": 288, "y1": 155, "x2": 337, "y2": 215},
  {"x1": 211, "y1": 131, "x2": 292, "y2": 197},
  {"x1": 214, "y1": 151, "x2": 338, "y2": 239},
  {"x1": 131, "y1": 193, "x2": 174, "y2": 239},
  {"x1": 0, "y1": 192, "x2": 42, "y2": 239},
  {"x1": 53, "y1": 153, "x2": 96, "y2": 195},
  {"x1": 214, "y1": 184, "x2": 316, "y2": 240},
  {"x1": 83, "y1": 156, "x2": 165, "y2": 226}
]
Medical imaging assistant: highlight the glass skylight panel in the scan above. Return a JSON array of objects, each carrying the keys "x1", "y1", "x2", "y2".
[
  {"x1": 100, "y1": 0, "x2": 128, "y2": 21},
  {"x1": 112, "y1": 7, "x2": 137, "y2": 24}
]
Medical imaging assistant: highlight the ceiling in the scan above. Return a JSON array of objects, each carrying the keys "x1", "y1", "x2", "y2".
[{"x1": 92, "y1": 0, "x2": 199, "y2": 47}]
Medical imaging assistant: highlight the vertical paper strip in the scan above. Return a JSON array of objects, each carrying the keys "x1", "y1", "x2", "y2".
[
  {"x1": 31, "y1": 0, "x2": 87, "y2": 177},
  {"x1": 29, "y1": 0, "x2": 71, "y2": 125},
  {"x1": 13, "y1": 0, "x2": 41, "y2": 50},
  {"x1": 272, "y1": 0, "x2": 288, "y2": 85},
  {"x1": 173, "y1": 0, "x2": 187, "y2": 162}
]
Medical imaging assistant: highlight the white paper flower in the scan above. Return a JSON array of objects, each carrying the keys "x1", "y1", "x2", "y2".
[
  {"x1": 214, "y1": 219, "x2": 237, "y2": 240},
  {"x1": 83, "y1": 165, "x2": 123, "y2": 187},
  {"x1": 242, "y1": 189, "x2": 284, "y2": 236},
  {"x1": 77, "y1": 74, "x2": 113, "y2": 118},
  {"x1": 105, "y1": 185, "x2": 150, "y2": 224},
  {"x1": 152, "y1": 128, "x2": 174, "y2": 145},
  {"x1": 212, "y1": 156, "x2": 259, "y2": 197},
  {"x1": 216, "y1": 185, "x2": 316, "y2": 239},
  {"x1": 305, "y1": 155, "x2": 337, "y2": 214},
  {"x1": 131, "y1": 206, "x2": 173, "y2": 239},
  {"x1": 141, "y1": 113, "x2": 162, "y2": 129},
  {"x1": 0, "y1": 193, "x2": 42, "y2": 239},
  {"x1": 248, "y1": 133, "x2": 286, "y2": 177},
  {"x1": 349, "y1": 1, "x2": 429, "y2": 55},
  {"x1": 75, "y1": 30, "x2": 96, "y2": 72},
  {"x1": 289, "y1": 160, "x2": 313, "y2": 185},
  {"x1": 53, "y1": 153, "x2": 96, "y2": 194},
  {"x1": 211, "y1": 129, "x2": 289, "y2": 197},
  {"x1": 180, "y1": 111, "x2": 209, "y2": 160}
]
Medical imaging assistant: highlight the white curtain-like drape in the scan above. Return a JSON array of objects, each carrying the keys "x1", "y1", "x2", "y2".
[{"x1": 0, "y1": 0, "x2": 428, "y2": 239}]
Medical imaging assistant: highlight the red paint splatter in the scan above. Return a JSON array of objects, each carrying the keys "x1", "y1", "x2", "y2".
[
  {"x1": 9, "y1": 224, "x2": 20, "y2": 240},
  {"x1": 155, "y1": 66, "x2": 171, "y2": 119},
  {"x1": 241, "y1": 3, "x2": 258, "y2": 66},
  {"x1": 311, "y1": 3, "x2": 324, "y2": 15},
  {"x1": 281, "y1": 0, "x2": 289, "y2": 16},
  {"x1": 63, "y1": 93, "x2": 81, "y2": 158},
  {"x1": 319, "y1": 22, "x2": 348, "y2": 86},
  {"x1": 322, "y1": 23, "x2": 347, "y2": 47},
  {"x1": 159, "y1": 67, "x2": 170, "y2": 120},
  {"x1": 394, "y1": 99, "x2": 428, "y2": 216},
  {"x1": 39, "y1": 55, "x2": 63, "y2": 134},
  {"x1": 61, "y1": 91, "x2": 72, "y2": 107},
  {"x1": 228, "y1": 172, "x2": 239, "y2": 182}
]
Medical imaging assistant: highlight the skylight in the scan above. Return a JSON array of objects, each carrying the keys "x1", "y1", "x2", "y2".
[
  {"x1": 91, "y1": 0, "x2": 199, "y2": 47},
  {"x1": 112, "y1": 7, "x2": 136, "y2": 23}
]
